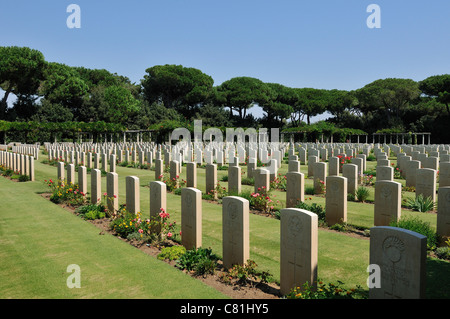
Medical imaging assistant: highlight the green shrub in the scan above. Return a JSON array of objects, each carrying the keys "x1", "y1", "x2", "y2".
[
  {"x1": 111, "y1": 208, "x2": 178, "y2": 244},
  {"x1": 356, "y1": 186, "x2": 370, "y2": 202},
  {"x1": 305, "y1": 186, "x2": 315, "y2": 195},
  {"x1": 248, "y1": 190, "x2": 275, "y2": 213},
  {"x1": 202, "y1": 182, "x2": 228, "y2": 201},
  {"x1": 330, "y1": 222, "x2": 349, "y2": 232},
  {"x1": 241, "y1": 177, "x2": 254, "y2": 185},
  {"x1": 389, "y1": 216, "x2": 438, "y2": 250},
  {"x1": 286, "y1": 279, "x2": 366, "y2": 299},
  {"x1": 363, "y1": 169, "x2": 376, "y2": 176},
  {"x1": 157, "y1": 245, "x2": 186, "y2": 261},
  {"x1": 295, "y1": 201, "x2": 326, "y2": 222},
  {"x1": 127, "y1": 231, "x2": 149, "y2": 242},
  {"x1": 18, "y1": 174, "x2": 30, "y2": 182},
  {"x1": 3, "y1": 169, "x2": 13, "y2": 177},
  {"x1": 393, "y1": 165, "x2": 402, "y2": 179},
  {"x1": 405, "y1": 194, "x2": 436, "y2": 212},
  {"x1": 435, "y1": 247, "x2": 450, "y2": 260},
  {"x1": 193, "y1": 258, "x2": 217, "y2": 276},
  {"x1": 273, "y1": 210, "x2": 281, "y2": 220},
  {"x1": 76, "y1": 203, "x2": 107, "y2": 220},
  {"x1": 46, "y1": 179, "x2": 86, "y2": 206},
  {"x1": 270, "y1": 174, "x2": 287, "y2": 191},
  {"x1": 219, "y1": 260, "x2": 272, "y2": 286},
  {"x1": 176, "y1": 247, "x2": 219, "y2": 276}
]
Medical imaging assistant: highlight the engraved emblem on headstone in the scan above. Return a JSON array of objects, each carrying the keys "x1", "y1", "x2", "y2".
[
  {"x1": 381, "y1": 186, "x2": 392, "y2": 199},
  {"x1": 185, "y1": 192, "x2": 192, "y2": 209},
  {"x1": 383, "y1": 236, "x2": 405, "y2": 263},
  {"x1": 288, "y1": 215, "x2": 302, "y2": 238}
]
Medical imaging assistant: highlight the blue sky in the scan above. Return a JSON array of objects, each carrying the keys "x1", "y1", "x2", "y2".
[{"x1": 1, "y1": 0, "x2": 449, "y2": 120}]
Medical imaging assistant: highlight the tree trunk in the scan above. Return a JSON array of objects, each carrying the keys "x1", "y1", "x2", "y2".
[{"x1": 0, "y1": 89, "x2": 11, "y2": 120}]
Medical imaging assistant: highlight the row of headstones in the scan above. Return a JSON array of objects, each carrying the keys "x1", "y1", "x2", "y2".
[
  {"x1": 128, "y1": 174, "x2": 434, "y2": 299},
  {"x1": 47, "y1": 147, "x2": 155, "y2": 170},
  {"x1": 57, "y1": 158, "x2": 442, "y2": 299},
  {"x1": 289, "y1": 146, "x2": 450, "y2": 244},
  {"x1": 45, "y1": 140, "x2": 290, "y2": 169},
  {"x1": 283, "y1": 162, "x2": 450, "y2": 243},
  {"x1": 283, "y1": 177, "x2": 447, "y2": 299},
  {"x1": 55, "y1": 147, "x2": 450, "y2": 237},
  {"x1": 58, "y1": 161, "x2": 431, "y2": 299},
  {"x1": 0, "y1": 151, "x2": 35, "y2": 181},
  {"x1": 293, "y1": 142, "x2": 450, "y2": 164},
  {"x1": 295, "y1": 145, "x2": 372, "y2": 164},
  {"x1": 156, "y1": 156, "x2": 278, "y2": 196},
  {"x1": 9, "y1": 144, "x2": 40, "y2": 160},
  {"x1": 303, "y1": 147, "x2": 450, "y2": 199},
  {"x1": 158, "y1": 152, "x2": 450, "y2": 244},
  {"x1": 279, "y1": 206, "x2": 429, "y2": 298},
  {"x1": 398, "y1": 153, "x2": 449, "y2": 183},
  {"x1": 45, "y1": 141, "x2": 157, "y2": 155},
  {"x1": 51, "y1": 141, "x2": 448, "y2": 199}
]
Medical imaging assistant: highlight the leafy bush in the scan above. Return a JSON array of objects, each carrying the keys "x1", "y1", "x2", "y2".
[
  {"x1": 18, "y1": 174, "x2": 30, "y2": 182},
  {"x1": 110, "y1": 209, "x2": 147, "y2": 238},
  {"x1": 347, "y1": 193, "x2": 356, "y2": 202},
  {"x1": 157, "y1": 245, "x2": 187, "y2": 261},
  {"x1": 273, "y1": 210, "x2": 281, "y2": 220},
  {"x1": 176, "y1": 247, "x2": 218, "y2": 276},
  {"x1": 305, "y1": 186, "x2": 315, "y2": 195},
  {"x1": 0, "y1": 166, "x2": 13, "y2": 177},
  {"x1": 249, "y1": 190, "x2": 275, "y2": 213},
  {"x1": 390, "y1": 216, "x2": 438, "y2": 250},
  {"x1": 435, "y1": 247, "x2": 450, "y2": 260},
  {"x1": 126, "y1": 231, "x2": 148, "y2": 242},
  {"x1": 241, "y1": 177, "x2": 254, "y2": 186},
  {"x1": 363, "y1": 169, "x2": 376, "y2": 177},
  {"x1": 361, "y1": 174, "x2": 375, "y2": 186},
  {"x1": 330, "y1": 222, "x2": 349, "y2": 232},
  {"x1": 45, "y1": 179, "x2": 86, "y2": 206},
  {"x1": 219, "y1": 260, "x2": 272, "y2": 287},
  {"x1": 286, "y1": 279, "x2": 366, "y2": 299},
  {"x1": 403, "y1": 185, "x2": 416, "y2": 192},
  {"x1": 270, "y1": 174, "x2": 287, "y2": 191},
  {"x1": 157, "y1": 172, "x2": 186, "y2": 192},
  {"x1": 356, "y1": 186, "x2": 370, "y2": 202},
  {"x1": 76, "y1": 203, "x2": 107, "y2": 220},
  {"x1": 295, "y1": 200, "x2": 326, "y2": 222},
  {"x1": 405, "y1": 194, "x2": 436, "y2": 212},
  {"x1": 110, "y1": 208, "x2": 178, "y2": 244},
  {"x1": 203, "y1": 182, "x2": 228, "y2": 201},
  {"x1": 392, "y1": 164, "x2": 402, "y2": 179}
]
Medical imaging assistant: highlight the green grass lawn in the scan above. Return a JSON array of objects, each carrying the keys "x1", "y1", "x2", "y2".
[
  {"x1": 0, "y1": 174, "x2": 227, "y2": 299},
  {"x1": 1, "y1": 149, "x2": 449, "y2": 299}
]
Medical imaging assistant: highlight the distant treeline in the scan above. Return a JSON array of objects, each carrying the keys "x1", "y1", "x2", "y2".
[{"x1": 1, "y1": 46, "x2": 449, "y2": 143}]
